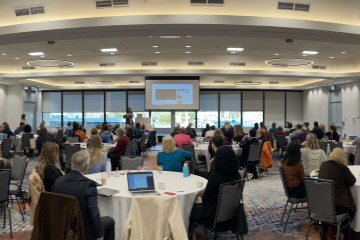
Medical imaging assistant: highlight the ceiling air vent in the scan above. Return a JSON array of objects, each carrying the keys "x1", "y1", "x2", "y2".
[
  {"x1": 96, "y1": 0, "x2": 112, "y2": 8},
  {"x1": 191, "y1": 0, "x2": 223, "y2": 5},
  {"x1": 313, "y1": 65, "x2": 327, "y2": 70},
  {"x1": 99, "y1": 63, "x2": 115, "y2": 67},
  {"x1": 113, "y1": 0, "x2": 128, "y2": 6},
  {"x1": 141, "y1": 61, "x2": 157, "y2": 66},
  {"x1": 230, "y1": 62, "x2": 246, "y2": 66},
  {"x1": 187, "y1": 61, "x2": 204, "y2": 66},
  {"x1": 191, "y1": 0, "x2": 206, "y2": 4},
  {"x1": 208, "y1": 0, "x2": 224, "y2": 4},
  {"x1": 214, "y1": 80, "x2": 224, "y2": 83},
  {"x1": 269, "y1": 81, "x2": 280, "y2": 84},
  {"x1": 96, "y1": 0, "x2": 128, "y2": 8},
  {"x1": 75, "y1": 82, "x2": 85, "y2": 84},
  {"x1": 277, "y1": 2, "x2": 294, "y2": 10},
  {"x1": 129, "y1": 80, "x2": 140, "y2": 83},
  {"x1": 22, "y1": 66, "x2": 36, "y2": 70},
  {"x1": 294, "y1": 3, "x2": 310, "y2": 12},
  {"x1": 14, "y1": 5, "x2": 45, "y2": 16}
]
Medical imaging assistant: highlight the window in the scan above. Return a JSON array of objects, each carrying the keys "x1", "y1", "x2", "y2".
[
  {"x1": 151, "y1": 111, "x2": 171, "y2": 128},
  {"x1": 175, "y1": 111, "x2": 196, "y2": 127},
  {"x1": 197, "y1": 92, "x2": 218, "y2": 128},
  {"x1": 84, "y1": 92, "x2": 104, "y2": 128},
  {"x1": 128, "y1": 91, "x2": 149, "y2": 124},
  {"x1": 243, "y1": 111, "x2": 263, "y2": 128},
  {"x1": 42, "y1": 92, "x2": 61, "y2": 127},
  {"x1": 63, "y1": 92, "x2": 82, "y2": 127},
  {"x1": 264, "y1": 92, "x2": 285, "y2": 128},
  {"x1": 220, "y1": 92, "x2": 241, "y2": 127},
  {"x1": 106, "y1": 91, "x2": 126, "y2": 127}
]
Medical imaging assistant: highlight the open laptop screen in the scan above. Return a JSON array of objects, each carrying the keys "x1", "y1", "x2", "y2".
[{"x1": 127, "y1": 172, "x2": 155, "y2": 191}]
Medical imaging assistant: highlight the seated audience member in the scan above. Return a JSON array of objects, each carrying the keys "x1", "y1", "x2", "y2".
[
  {"x1": 37, "y1": 121, "x2": 45, "y2": 131},
  {"x1": 319, "y1": 148, "x2": 356, "y2": 240},
  {"x1": 223, "y1": 124, "x2": 234, "y2": 145},
  {"x1": 311, "y1": 126, "x2": 325, "y2": 141},
  {"x1": 260, "y1": 122, "x2": 267, "y2": 131},
  {"x1": 157, "y1": 136, "x2": 192, "y2": 172},
  {"x1": 284, "y1": 121, "x2": 293, "y2": 132},
  {"x1": 252, "y1": 122, "x2": 259, "y2": 131},
  {"x1": 112, "y1": 123, "x2": 120, "y2": 135},
  {"x1": 173, "y1": 127, "x2": 193, "y2": 150},
  {"x1": 68, "y1": 121, "x2": 80, "y2": 137},
  {"x1": 205, "y1": 125, "x2": 216, "y2": 138},
  {"x1": 36, "y1": 127, "x2": 48, "y2": 155},
  {"x1": 64, "y1": 121, "x2": 72, "y2": 137},
  {"x1": 295, "y1": 127, "x2": 308, "y2": 143},
  {"x1": 300, "y1": 133, "x2": 327, "y2": 176},
  {"x1": 208, "y1": 135, "x2": 224, "y2": 165},
  {"x1": 100, "y1": 124, "x2": 113, "y2": 140},
  {"x1": 0, "y1": 123, "x2": 14, "y2": 138},
  {"x1": 312, "y1": 121, "x2": 319, "y2": 132},
  {"x1": 325, "y1": 125, "x2": 340, "y2": 142},
  {"x1": 96, "y1": 123, "x2": 102, "y2": 134},
  {"x1": 136, "y1": 124, "x2": 146, "y2": 139},
  {"x1": 170, "y1": 127, "x2": 180, "y2": 138},
  {"x1": 289, "y1": 124, "x2": 303, "y2": 139},
  {"x1": 126, "y1": 127, "x2": 134, "y2": 141},
  {"x1": 274, "y1": 126, "x2": 285, "y2": 135},
  {"x1": 37, "y1": 142, "x2": 63, "y2": 192},
  {"x1": 186, "y1": 126, "x2": 196, "y2": 139},
  {"x1": 22, "y1": 124, "x2": 35, "y2": 156},
  {"x1": 303, "y1": 122, "x2": 310, "y2": 132},
  {"x1": 52, "y1": 151, "x2": 115, "y2": 240},
  {"x1": 208, "y1": 129, "x2": 225, "y2": 159},
  {"x1": 190, "y1": 146, "x2": 240, "y2": 228},
  {"x1": 269, "y1": 122, "x2": 277, "y2": 135},
  {"x1": 20, "y1": 113, "x2": 27, "y2": 124},
  {"x1": 281, "y1": 142, "x2": 306, "y2": 198},
  {"x1": 87, "y1": 135, "x2": 107, "y2": 174},
  {"x1": 201, "y1": 123, "x2": 210, "y2": 137},
  {"x1": 133, "y1": 122, "x2": 140, "y2": 134},
  {"x1": 258, "y1": 128, "x2": 269, "y2": 142},
  {"x1": 91, "y1": 128, "x2": 99, "y2": 136},
  {"x1": 221, "y1": 121, "x2": 231, "y2": 134},
  {"x1": 14, "y1": 122, "x2": 25, "y2": 135},
  {"x1": 239, "y1": 129, "x2": 259, "y2": 178},
  {"x1": 46, "y1": 128, "x2": 67, "y2": 170},
  {"x1": 75, "y1": 124, "x2": 88, "y2": 143},
  {"x1": 145, "y1": 124, "x2": 153, "y2": 132},
  {"x1": 233, "y1": 125, "x2": 244, "y2": 143},
  {"x1": 319, "y1": 123, "x2": 327, "y2": 135},
  {"x1": 188, "y1": 122, "x2": 197, "y2": 137},
  {"x1": 108, "y1": 128, "x2": 130, "y2": 170},
  {"x1": 0, "y1": 124, "x2": 4, "y2": 132}
]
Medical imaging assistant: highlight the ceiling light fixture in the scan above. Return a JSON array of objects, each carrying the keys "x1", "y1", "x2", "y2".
[
  {"x1": 341, "y1": 51, "x2": 347, "y2": 54},
  {"x1": 227, "y1": 47, "x2": 244, "y2": 52},
  {"x1": 329, "y1": 56, "x2": 335, "y2": 59},
  {"x1": 301, "y1": 51, "x2": 319, "y2": 55},
  {"x1": 14, "y1": 57, "x2": 20, "y2": 60},
  {"x1": 40, "y1": 55, "x2": 45, "y2": 58},
  {"x1": 110, "y1": 53, "x2": 115, "y2": 55},
  {"x1": 302, "y1": 54, "x2": 307, "y2": 57},
  {"x1": 231, "y1": 52, "x2": 236, "y2": 54},
  {"x1": 100, "y1": 48, "x2": 118, "y2": 53},
  {"x1": 186, "y1": 36, "x2": 192, "y2": 38},
  {"x1": 160, "y1": 36, "x2": 180, "y2": 39},
  {"x1": 265, "y1": 58, "x2": 314, "y2": 67},
  {"x1": 28, "y1": 52, "x2": 45, "y2": 56},
  {"x1": 155, "y1": 52, "x2": 160, "y2": 54},
  {"x1": 274, "y1": 53, "x2": 279, "y2": 56},
  {"x1": 67, "y1": 54, "x2": 72, "y2": 57},
  {"x1": 185, "y1": 52, "x2": 191, "y2": 54},
  {"x1": 27, "y1": 59, "x2": 75, "y2": 68},
  {"x1": 152, "y1": 46, "x2": 158, "y2": 48},
  {"x1": 1, "y1": 53, "x2": 6, "y2": 56},
  {"x1": 186, "y1": 46, "x2": 191, "y2": 48}
]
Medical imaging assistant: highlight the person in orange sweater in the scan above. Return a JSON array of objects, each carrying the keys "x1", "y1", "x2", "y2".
[
  {"x1": 75, "y1": 124, "x2": 88, "y2": 143},
  {"x1": 281, "y1": 141, "x2": 306, "y2": 198}
]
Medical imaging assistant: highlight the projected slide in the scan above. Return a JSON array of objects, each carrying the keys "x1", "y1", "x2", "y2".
[
  {"x1": 243, "y1": 111, "x2": 263, "y2": 128},
  {"x1": 152, "y1": 84, "x2": 193, "y2": 105}
]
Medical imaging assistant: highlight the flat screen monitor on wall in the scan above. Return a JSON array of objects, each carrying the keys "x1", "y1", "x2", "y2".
[{"x1": 145, "y1": 79, "x2": 200, "y2": 110}]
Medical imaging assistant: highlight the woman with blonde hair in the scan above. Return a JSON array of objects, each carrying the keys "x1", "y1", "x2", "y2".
[
  {"x1": 300, "y1": 133, "x2": 327, "y2": 176},
  {"x1": 319, "y1": 148, "x2": 356, "y2": 239},
  {"x1": 87, "y1": 135, "x2": 107, "y2": 174},
  {"x1": 233, "y1": 125, "x2": 244, "y2": 142},
  {"x1": 37, "y1": 142, "x2": 63, "y2": 191},
  {"x1": 157, "y1": 136, "x2": 192, "y2": 172}
]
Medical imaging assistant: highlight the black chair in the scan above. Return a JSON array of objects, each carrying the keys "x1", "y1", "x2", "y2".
[
  {"x1": 279, "y1": 167, "x2": 308, "y2": 232},
  {"x1": 304, "y1": 177, "x2": 351, "y2": 240},
  {"x1": 246, "y1": 143, "x2": 263, "y2": 180},
  {"x1": 0, "y1": 170, "x2": 12, "y2": 239},
  {"x1": 319, "y1": 142, "x2": 329, "y2": 155},
  {"x1": 9, "y1": 135, "x2": 16, "y2": 152},
  {"x1": 123, "y1": 142, "x2": 133, "y2": 157},
  {"x1": 330, "y1": 142, "x2": 343, "y2": 152},
  {"x1": 190, "y1": 179, "x2": 247, "y2": 240},
  {"x1": 146, "y1": 131, "x2": 157, "y2": 149},
  {"x1": 56, "y1": 129, "x2": 64, "y2": 141},
  {"x1": 9, "y1": 155, "x2": 28, "y2": 221},
  {"x1": 274, "y1": 134, "x2": 287, "y2": 157},
  {"x1": 66, "y1": 136, "x2": 80, "y2": 143},
  {"x1": 182, "y1": 144, "x2": 207, "y2": 176},
  {"x1": 21, "y1": 134, "x2": 32, "y2": 153},
  {"x1": 65, "y1": 144, "x2": 81, "y2": 166},
  {"x1": 2, "y1": 139, "x2": 14, "y2": 159}
]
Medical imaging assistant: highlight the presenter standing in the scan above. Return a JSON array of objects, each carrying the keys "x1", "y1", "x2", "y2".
[{"x1": 126, "y1": 107, "x2": 133, "y2": 126}]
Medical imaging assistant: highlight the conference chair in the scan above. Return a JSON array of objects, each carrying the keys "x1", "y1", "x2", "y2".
[
  {"x1": 0, "y1": 170, "x2": 12, "y2": 239},
  {"x1": 246, "y1": 143, "x2": 263, "y2": 180},
  {"x1": 120, "y1": 156, "x2": 144, "y2": 170},
  {"x1": 330, "y1": 142, "x2": 343, "y2": 152},
  {"x1": 123, "y1": 142, "x2": 133, "y2": 157},
  {"x1": 304, "y1": 178, "x2": 351, "y2": 240},
  {"x1": 21, "y1": 134, "x2": 32, "y2": 154},
  {"x1": 2, "y1": 139, "x2": 14, "y2": 159},
  {"x1": 190, "y1": 179, "x2": 247, "y2": 240},
  {"x1": 56, "y1": 129, "x2": 64, "y2": 141},
  {"x1": 65, "y1": 144, "x2": 81, "y2": 167},
  {"x1": 66, "y1": 136, "x2": 80, "y2": 143},
  {"x1": 274, "y1": 134, "x2": 287, "y2": 157},
  {"x1": 319, "y1": 142, "x2": 329, "y2": 155},
  {"x1": 182, "y1": 144, "x2": 207, "y2": 177},
  {"x1": 9, "y1": 155, "x2": 28, "y2": 220},
  {"x1": 279, "y1": 167, "x2": 307, "y2": 232}
]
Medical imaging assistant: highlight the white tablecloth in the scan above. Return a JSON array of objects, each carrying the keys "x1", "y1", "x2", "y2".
[
  {"x1": 86, "y1": 171, "x2": 207, "y2": 239},
  {"x1": 343, "y1": 142, "x2": 356, "y2": 154},
  {"x1": 72, "y1": 142, "x2": 116, "y2": 152},
  {"x1": 348, "y1": 166, "x2": 360, "y2": 231},
  {"x1": 194, "y1": 144, "x2": 242, "y2": 171}
]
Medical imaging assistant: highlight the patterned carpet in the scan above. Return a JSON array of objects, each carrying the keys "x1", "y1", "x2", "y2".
[{"x1": 0, "y1": 152, "x2": 323, "y2": 240}]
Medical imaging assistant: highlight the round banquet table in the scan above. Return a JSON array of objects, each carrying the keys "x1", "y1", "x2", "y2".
[
  {"x1": 194, "y1": 144, "x2": 242, "y2": 171},
  {"x1": 86, "y1": 171, "x2": 207, "y2": 239}
]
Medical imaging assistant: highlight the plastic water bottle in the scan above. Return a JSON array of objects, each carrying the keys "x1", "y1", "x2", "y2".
[
  {"x1": 327, "y1": 143, "x2": 331, "y2": 157},
  {"x1": 106, "y1": 158, "x2": 112, "y2": 177},
  {"x1": 183, "y1": 162, "x2": 189, "y2": 178}
]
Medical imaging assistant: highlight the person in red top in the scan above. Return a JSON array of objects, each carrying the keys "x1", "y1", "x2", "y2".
[
  {"x1": 108, "y1": 128, "x2": 130, "y2": 170},
  {"x1": 74, "y1": 124, "x2": 88, "y2": 143},
  {"x1": 173, "y1": 127, "x2": 193, "y2": 149}
]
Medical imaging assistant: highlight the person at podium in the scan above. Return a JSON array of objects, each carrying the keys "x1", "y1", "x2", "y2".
[{"x1": 124, "y1": 107, "x2": 133, "y2": 126}]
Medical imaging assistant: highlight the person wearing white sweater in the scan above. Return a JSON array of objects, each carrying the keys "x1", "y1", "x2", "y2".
[{"x1": 300, "y1": 133, "x2": 327, "y2": 176}]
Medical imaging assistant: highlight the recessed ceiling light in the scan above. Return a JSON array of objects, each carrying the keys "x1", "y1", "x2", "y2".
[
  {"x1": 14, "y1": 57, "x2": 20, "y2": 60},
  {"x1": 67, "y1": 54, "x2": 72, "y2": 57},
  {"x1": 227, "y1": 47, "x2": 244, "y2": 52},
  {"x1": 155, "y1": 52, "x2": 160, "y2": 54},
  {"x1": 302, "y1": 54, "x2": 307, "y2": 57},
  {"x1": 274, "y1": 53, "x2": 279, "y2": 56},
  {"x1": 152, "y1": 46, "x2": 158, "y2": 48},
  {"x1": 301, "y1": 51, "x2": 318, "y2": 55},
  {"x1": 329, "y1": 56, "x2": 335, "y2": 59},
  {"x1": 341, "y1": 51, "x2": 347, "y2": 54},
  {"x1": 28, "y1": 52, "x2": 45, "y2": 56},
  {"x1": 186, "y1": 36, "x2": 192, "y2": 38},
  {"x1": 185, "y1": 46, "x2": 192, "y2": 48},
  {"x1": 160, "y1": 36, "x2": 180, "y2": 39},
  {"x1": 148, "y1": 36, "x2": 153, "y2": 38},
  {"x1": 40, "y1": 55, "x2": 45, "y2": 58},
  {"x1": 230, "y1": 52, "x2": 236, "y2": 54},
  {"x1": 185, "y1": 51, "x2": 191, "y2": 54},
  {"x1": 1, "y1": 53, "x2": 6, "y2": 56},
  {"x1": 110, "y1": 53, "x2": 115, "y2": 55},
  {"x1": 100, "y1": 48, "x2": 118, "y2": 53}
]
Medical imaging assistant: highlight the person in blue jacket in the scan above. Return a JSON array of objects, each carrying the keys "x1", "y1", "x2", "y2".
[{"x1": 157, "y1": 136, "x2": 192, "y2": 172}]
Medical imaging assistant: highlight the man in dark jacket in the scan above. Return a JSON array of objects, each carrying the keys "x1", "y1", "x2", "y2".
[{"x1": 52, "y1": 151, "x2": 115, "y2": 240}]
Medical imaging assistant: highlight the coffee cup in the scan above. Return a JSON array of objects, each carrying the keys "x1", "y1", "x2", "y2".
[{"x1": 101, "y1": 172, "x2": 107, "y2": 185}]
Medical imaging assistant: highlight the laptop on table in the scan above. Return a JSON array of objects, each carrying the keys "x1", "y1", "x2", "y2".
[{"x1": 127, "y1": 172, "x2": 160, "y2": 196}]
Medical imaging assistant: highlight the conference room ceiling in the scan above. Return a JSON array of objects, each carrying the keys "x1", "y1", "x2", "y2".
[{"x1": 1, "y1": 19, "x2": 360, "y2": 89}]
